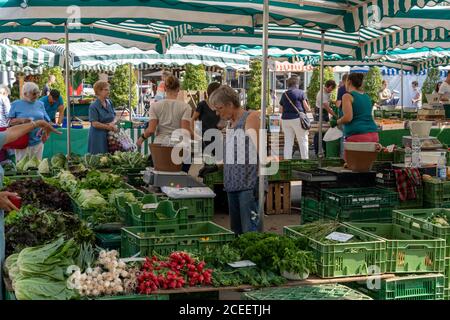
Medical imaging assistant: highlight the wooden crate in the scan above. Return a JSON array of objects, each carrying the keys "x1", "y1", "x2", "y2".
[
  {"x1": 418, "y1": 114, "x2": 445, "y2": 121},
  {"x1": 265, "y1": 182, "x2": 291, "y2": 215}
]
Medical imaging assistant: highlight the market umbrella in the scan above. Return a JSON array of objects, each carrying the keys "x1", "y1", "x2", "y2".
[{"x1": 0, "y1": 42, "x2": 60, "y2": 72}]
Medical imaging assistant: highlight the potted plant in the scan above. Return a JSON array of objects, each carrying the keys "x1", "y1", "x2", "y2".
[{"x1": 274, "y1": 248, "x2": 317, "y2": 280}]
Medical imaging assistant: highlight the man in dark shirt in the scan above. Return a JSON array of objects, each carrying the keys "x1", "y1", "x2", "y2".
[
  {"x1": 192, "y1": 82, "x2": 222, "y2": 156},
  {"x1": 41, "y1": 75, "x2": 56, "y2": 97},
  {"x1": 336, "y1": 73, "x2": 348, "y2": 111}
]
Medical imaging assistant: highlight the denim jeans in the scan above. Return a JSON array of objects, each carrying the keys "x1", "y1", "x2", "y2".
[{"x1": 227, "y1": 189, "x2": 260, "y2": 235}]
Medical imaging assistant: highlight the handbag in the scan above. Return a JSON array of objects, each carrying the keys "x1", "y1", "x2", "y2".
[
  {"x1": 0, "y1": 127, "x2": 29, "y2": 149},
  {"x1": 284, "y1": 92, "x2": 311, "y2": 130}
]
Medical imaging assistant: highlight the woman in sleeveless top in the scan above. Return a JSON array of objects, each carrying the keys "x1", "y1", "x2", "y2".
[
  {"x1": 208, "y1": 85, "x2": 262, "y2": 235},
  {"x1": 332, "y1": 73, "x2": 379, "y2": 159}
]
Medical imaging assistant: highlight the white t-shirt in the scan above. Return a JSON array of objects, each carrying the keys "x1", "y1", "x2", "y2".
[
  {"x1": 149, "y1": 99, "x2": 192, "y2": 144},
  {"x1": 315, "y1": 91, "x2": 331, "y2": 109},
  {"x1": 411, "y1": 87, "x2": 422, "y2": 109},
  {"x1": 438, "y1": 82, "x2": 450, "y2": 102}
]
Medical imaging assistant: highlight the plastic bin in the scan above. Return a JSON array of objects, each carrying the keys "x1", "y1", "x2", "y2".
[
  {"x1": 347, "y1": 222, "x2": 445, "y2": 273},
  {"x1": 352, "y1": 274, "x2": 445, "y2": 300},
  {"x1": 300, "y1": 197, "x2": 323, "y2": 224},
  {"x1": 325, "y1": 139, "x2": 340, "y2": 158},
  {"x1": 121, "y1": 222, "x2": 235, "y2": 257},
  {"x1": 321, "y1": 187, "x2": 399, "y2": 209},
  {"x1": 423, "y1": 179, "x2": 450, "y2": 205},
  {"x1": 95, "y1": 233, "x2": 121, "y2": 251},
  {"x1": 284, "y1": 224, "x2": 386, "y2": 278},
  {"x1": 242, "y1": 284, "x2": 373, "y2": 300},
  {"x1": 169, "y1": 197, "x2": 214, "y2": 222},
  {"x1": 128, "y1": 200, "x2": 188, "y2": 227}
]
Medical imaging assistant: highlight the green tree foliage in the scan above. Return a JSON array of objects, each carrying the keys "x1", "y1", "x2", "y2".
[
  {"x1": 307, "y1": 66, "x2": 335, "y2": 108},
  {"x1": 247, "y1": 59, "x2": 263, "y2": 110},
  {"x1": 421, "y1": 68, "x2": 441, "y2": 103},
  {"x1": 363, "y1": 67, "x2": 383, "y2": 105},
  {"x1": 84, "y1": 71, "x2": 99, "y2": 85},
  {"x1": 182, "y1": 64, "x2": 208, "y2": 91},
  {"x1": 14, "y1": 39, "x2": 50, "y2": 48},
  {"x1": 38, "y1": 67, "x2": 67, "y2": 103},
  {"x1": 110, "y1": 65, "x2": 137, "y2": 108}
]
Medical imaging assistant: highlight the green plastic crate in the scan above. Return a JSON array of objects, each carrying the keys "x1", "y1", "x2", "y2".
[
  {"x1": 95, "y1": 233, "x2": 121, "y2": 251},
  {"x1": 203, "y1": 170, "x2": 223, "y2": 187},
  {"x1": 169, "y1": 197, "x2": 214, "y2": 222},
  {"x1": 112, "y1": 185, "x2": 146, "y2": 218},
  {"x1": 377, "y1": 152, "x2": 395, "y2": 162},
  {"x1": 128, "y1": 200, "x2": 189, "y2": 227},
  {"x1": 321, "y1": 157, "x2": 345, "y2": 167},
  {"x1": 393, "y1": 208, "x2": 450, "y2": 256},
  {"x1": 394, "y1": 149, "x2": 405, "y2": 164},
  {"x1": 126, "y1": 173, "x2": 145, "y2": 187},
  {"x1": 347, "y1": 222, "x2": 445, "y2": 273},
  {"x1": 423, "y1": 201, "x2": 450, "y2": 209},
  {"x1": 284, "y1": 224, "x2": 387, "y2": 278},
  {"x1": 381, "y1": 187, "x2": 424, "y2": 210},
  {"x1": 268, "y1": 160, "x2": 292, "y2": 182},
  {"x1": 289, "y1": 159, "x2": 319, "y2": 171},
  {"x1": 325, "y1": 139, "x2": 340, "y2": 158},
  {"x1": 445, "y1": 258, "x2": 450, "y2": 291},
  {"x1": 300, "y1": 197, "x2": 323, "y2": 224},
  {"x1": 324, "y1": 204, "x2": 394, "y2": 223},
  {"x1": 321, "y1": 187, "x2": 399, "y2": 209},
  {"x1": 121, "y1": 222, "x2": 235, "y2": 257},
  {"x1": 242, "y1": 284, "x2": 373, "y2": 300},
  {"x1": 424, "y1": 180, "x2": 450, "y2": 204},
  {"x1": 352, "y1": 274, "x2": 445, "y2": 300},
  {"x1": 7, "y1": 174, "x2": 41, "y2": 181}
]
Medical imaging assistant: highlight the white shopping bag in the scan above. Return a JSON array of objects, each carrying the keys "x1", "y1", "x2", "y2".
[{"x1": 323, "y1": 127, "x2": 343, "y2": 142}]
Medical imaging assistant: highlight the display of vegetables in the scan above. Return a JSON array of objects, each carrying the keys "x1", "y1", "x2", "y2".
[
  {"x1": 79, "y1": 170, "x2": 123, "y2": 196},
  {"x1": 38, "y1": 158, "x2": 50, "y2": 174},
  {"x1": 111, "y1": 151, "x2": 148, "y2": 168},
  {"x1": 108, "y1": 189, "x2": 138, "y2": 206},
  {"x1": 273, "y1": 248, "x2": 317, "y2": 277},
  {"x1": 4, "y1": 205, "x2": 95, "y2": 255},
  {"x1": 6, "y1": 238, "x2": 79, "y2": 300},
  {"x1": 67, "y1": 250, "x2": 139, "y2": 297},
  {"x1": 426, "y1": 213, "x2": 450, "y2": 226},
  {"x1": 5, "y1": 178, "x2": 72, "y2": 211},
  {"x1": 291, "y1": 221, "x2": 364, "y2": 244},
  {"x1": 1, "y1": 160, "x2": 16, "y2": 173},
  {"x1": 51, "y1": 153, "x2": 67, "y2": 170}
]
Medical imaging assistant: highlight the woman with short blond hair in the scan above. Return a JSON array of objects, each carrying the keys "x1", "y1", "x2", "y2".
[{"x1": 88, "y1": 81, "x2": 118, "y2": 154}]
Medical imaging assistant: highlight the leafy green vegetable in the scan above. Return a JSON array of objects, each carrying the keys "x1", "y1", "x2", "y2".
[
  {"x1": 23, "y1": 156, "x2": 40, "y2": 171},
  {"x1": 426, "y1": 213, "x2": 449, "y2": 226},
  {"x1": 51, "y1": 153, "x2": 67, "y2": 169},
  {"x1": 38, "y1": 158, "x2": 50, "y2": 174},
  {"x1": 77, "y1": 189, "x2": 108, "y2": 209},
  {"x1": 291, "y1": 221, "x2": 363, "y2": 243},
  {"x1": 78, "y1": 170, "x2": 123, "y2": 196},
  {"x1": 16, "y1": 155, "x2": 30, "y2": 172},
  {"x1": 273, "y1": 248, "x2": 317, "y2": 276},
  {"x1": 108, "y1": 189, "x2": 137, "y2": 206},
  {"x1": 12, "y1": 238, "x2": 78, "y2": 300}
]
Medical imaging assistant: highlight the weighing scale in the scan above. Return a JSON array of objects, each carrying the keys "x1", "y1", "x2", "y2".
[
  {"x1": 143, "y1": 168, "x2": 206, "y2": 188},
  {"x1": 402, "y1": 136, "x2": 443, "y2": 150}
]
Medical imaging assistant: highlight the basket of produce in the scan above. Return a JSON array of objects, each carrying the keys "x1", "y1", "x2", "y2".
[{"x1": 284, "y1": 221, "x2": 387, "y2": 278}]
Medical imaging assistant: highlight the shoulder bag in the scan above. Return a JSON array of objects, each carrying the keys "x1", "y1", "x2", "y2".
[{"x1": 284, "y1": 92, "x2": 311, "y2": 130}]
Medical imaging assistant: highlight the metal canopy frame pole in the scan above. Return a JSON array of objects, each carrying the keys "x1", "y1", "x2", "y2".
[
  {"x1": 129, "y1": 63, "x2": 133, "y2": 121},
  {"x1": 401, "y1": 60, "x2": 404, "y2": 120},
  {"x1": 64, "y1": 22, "x2": 71, "y2": 157},
  {"x1": 318, "y1": 30, "x2": 325, "y2": 163},
  {"x1": 258, "y1": 0, "x2": 269, "y2": 233}
]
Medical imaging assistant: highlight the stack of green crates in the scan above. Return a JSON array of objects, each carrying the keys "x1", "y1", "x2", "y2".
[
  {"x1": 320, "y1": 187, "x2": 398, "y2": 222},
  {"x1": 423, "y1": 179, "x2": 450, "y2": 208},
  {"x1": 121, "y1": 222, "x2": 235, "y2": 257},
  {"x1": 284, "y1": 223, "x2": 386, "y2": 278},
  {"x1": 127, "y1": 199, "x2": 189, "y2": 227},
  {"x1": 203, "y1": 170, "x2": 223, "y2": 188},
  {"x1": 242, "y1": 284, "x2": 373, "y2": 300},
  {"x1": 168, "y1": 197, "x2": 214, "y2": 222},
  {"x1": 393, "y1": 208, "x2": 450, "y2": 299}
]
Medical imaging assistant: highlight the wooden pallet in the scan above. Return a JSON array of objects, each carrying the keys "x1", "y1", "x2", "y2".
[{"x1": 265, "y1": 181, "x2": 291, "y2": 215}]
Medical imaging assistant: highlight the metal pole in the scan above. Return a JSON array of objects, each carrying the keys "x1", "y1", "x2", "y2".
[
  {"x1": 129, "y1": 63, "x2": 133, "y2": 121},
  {"x1": 318, "y1": 30, "x2": 325, "y2": 161},
  {"x1": 401, "y1": 60, "x2": 404, "y2": 120},
  {"x1": 64, "y1": 22, "x2": 71, "y2": 157},
  {"x1": 258, "y1": 0, "x2": 269, "y2": 233}
]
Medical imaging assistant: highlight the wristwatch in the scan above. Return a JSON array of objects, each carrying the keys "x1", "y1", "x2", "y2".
[{"x1": 140, "y1": 133, "x2": 147, "y2": 140}]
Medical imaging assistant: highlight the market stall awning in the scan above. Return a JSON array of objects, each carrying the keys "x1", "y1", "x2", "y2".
[
  {"x1": 177, "y1": 23, "x2": 450, "y2": 61},
  {"x1": 0, "y1": 0, "x2": 444, "y2": 33},
  {"x1": 0, "y1": 43, "x2": 59, "y2": 73},
  {"x1": 41, "y1": 42, "x2": 250, "y2": 71}
]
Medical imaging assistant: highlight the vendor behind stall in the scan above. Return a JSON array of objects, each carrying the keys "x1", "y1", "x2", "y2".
[
  {"x1": 88, "y1": 81, "x2": 118, "y2": 155},
  {"x1": 0, "y1": 120, "x2": 60, "y2": 299},
  {"x1": 39, "y1": 89, "x2": 65, "y2": 125},
  {"x1": 136, "y1": 75, "x2": 192, "y2": 172},
  {"x1": 331, "y1": 73, "x2": 379, "y2": 158}
]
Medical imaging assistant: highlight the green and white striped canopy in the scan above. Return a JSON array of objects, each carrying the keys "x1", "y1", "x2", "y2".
[
  {"x1": 41, "y1": 42, "x2": 249, "y2": 71},
  {"x1": 0, "y1": 21, "x2": 192, "y2": 52},
  {"x1": 0, "y1": 43, "x2": 58, "y2": 73},
  {"x1": 177, "y1": 23, "x2": 450, "y2": 60},
  {"x1": 0, "y1": 0, "x2": 444, "y2": 32}
]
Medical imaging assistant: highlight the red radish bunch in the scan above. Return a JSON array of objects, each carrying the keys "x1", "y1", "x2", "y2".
[{"x1": 137, "y1": 252, "x2": 213, "y2": 294}]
